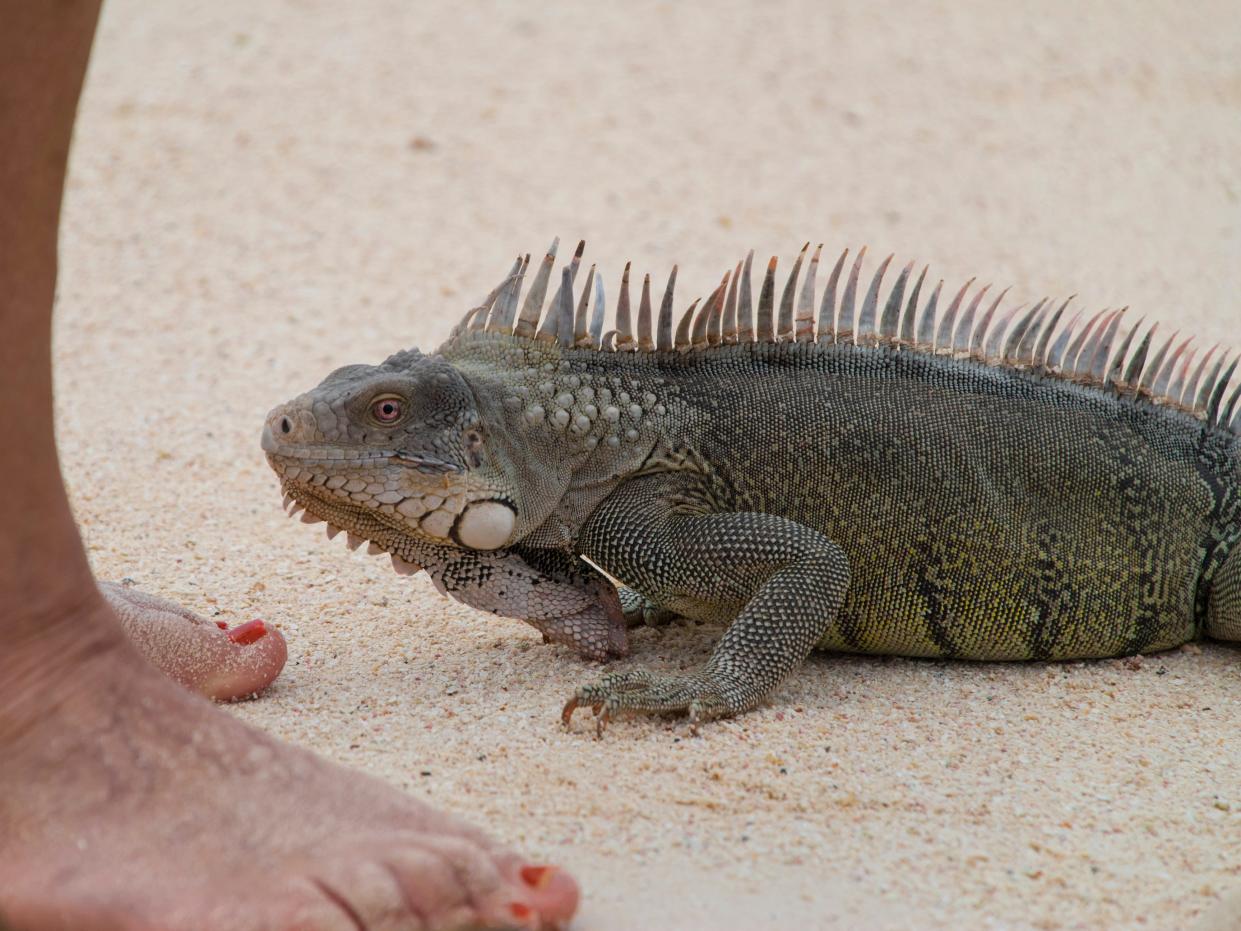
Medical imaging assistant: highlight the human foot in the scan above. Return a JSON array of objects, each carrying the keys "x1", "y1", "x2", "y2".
[
  {"x1": 0, "y1": 598, "x2": 578, "y2": 930},
  {"x1": 98, "y1": 580, "x2": 288, "y2": 701}
]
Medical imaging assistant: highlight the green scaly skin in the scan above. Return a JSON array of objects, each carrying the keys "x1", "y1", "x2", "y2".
[{"x1": 261, "y1": 253, "x2": 1241, "y2": 734}]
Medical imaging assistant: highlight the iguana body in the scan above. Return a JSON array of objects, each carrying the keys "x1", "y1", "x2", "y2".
[{"x1": 262, "y1": 241, "x2": 1241, "y2": 731}]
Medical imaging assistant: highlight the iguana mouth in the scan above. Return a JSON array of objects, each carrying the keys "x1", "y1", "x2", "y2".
[
  {"x1": 391, "y1": 450, "x2": 462, "y2": 474},
  {"x1": 265, "y1": 446, "x2": 459, "y2": 474}
]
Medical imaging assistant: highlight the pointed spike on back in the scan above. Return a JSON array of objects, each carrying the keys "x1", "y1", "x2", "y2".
[
  {"x1": 1205, "y1": 357, "x2": 1237, "y2": 423},
  {"x1": 495, "y1": 253, "x2": 522, "y2": 292},
  {"x1": 817, "y1": 248, "x2": 848, "y2": 344},
  {"x1": 916, "y1": 279, "x2": 943, "y2": 347},
  {"x1": 873, "y1": 259, "x2": 913, "y2": 347},
  {"x1": 936, "y1": 278, "x2": 973, "y2": 352},
  {"x1": 556, "y1": 266, "x2": 576, "y2": 347},
  {"x1": 1168, "y1": 345, "x2": 1203, "y2": 406},
  {"x1": 505, "y1": 254, "x2": 532, "y2": 328},
  {"x1": 706, "y1": 270, "x2": 730, "y2": 346},
  {"x1": 1105, "y1": 315, "x2": 1144, "y2": 387},
  {"x1": 954, "y1": 283, "x2": 990, "y2": 355},
  {"x1": 880, "y1": 260, "x2": 913, "y2": 342},
  {"x1": 692, "y1": 274, "x2": 728, "y2": 347},
  {"x1": 1151, "y1": 336, "x2": 1194, "y2": 398},
  {"x1": 458, "y1": 304, "x2": 490, "y2": 335},
  {"x1": 738, "y1": 251, "x2": 755, "y2": 343},
  {"x1": 1034, "y1": 297, "x2": 1073, "y2": 369},
  {"x1": 983, "y1": 304, "x2": 1021, "y2": 361},
  {"x1": 1220, "y1": 380, "x2": 1241, "y2": 430},
  {"x1": 900, "y1": 265, "x2": 928, "y2": 345},
  {"x1": 1087, "y1": 308, "x2": 1127, "y2": 381},
  {"x1": 1121, "y1": 323, "x2": 1157, "y2": 388},
  {"x1": 656, "y1": 265, "x2": 677, "y2": 351},
  {"x1": 858, "y1": 253, "x2": 893, "y2": 344},
  {"x1": 535, "y1": 263, "x2": 570, "y2": 342},
  {"x1": 975, "y1": 286, "x2": 1011, "y2": 358},
  {"x1": 838, "y1": 247, "x2": 867, "y2": 344},
  {"x1": 1046, "y1": 307, "x2": 1083, "y2": 371},
  {"x1": 470, "y1": 302, "x2": 493, "y2": 332},
  {"x1": 1174, "y1": 348, "x2": 1199, "y2": 397},
  {"x1": 993, "y1": 291, "x2": 1033, "y2": 360},
  {"x1": 1196, "y1": 352, "x2": 1232, "y2": 414},
  {"x1": 614, "y1": 262, "x2": 634, "y2": 348},
  {"x1": 777, "y1": 243, "x2": 808, "y2": 340},
  {"x1": 1216, "y1": 358, "x2": 1241, "y2": 423},
  {"x1": 637, "y1": 273, "x2": 654, "y2": 351},
  {"x1": 1138, "y1": 329, "x2": 1179, "y2": 393},
  {"x1": 471, "y1": 257, "x2": 519, "y2": 331},
  {"x1": 488, "y1": 254, "x2": 529, "y2": 331},
  {"x1": 723, "y1": 260, "x2": 742, "y2": 344},
  {"x1": 568, "y1": 240, "x2": 585, "y2": 281},
  {"x1": 674, "y1": 298, "x2": 700, "y2": 349},
  {"x1": 573, "y1": 264, "x2": 596, "y2": 345},
  {"x1": 587, "y1": 268, "x2": 606, "y2": 347},
  {"x1": 1011, "y1": 298, "x2": 1050, "y2": 364},
  {"x1": 756, "y1": 256, "x2": 778, "y2": 342},
  {"x1": 1064, "y1": 309, "x2": 1109, "y2": 375},
  {"x1": 1180, "y1": 344, "x2": 1218, "y2": 408},
  {"x1": 795, "y1": 244, "x2": 822, "y2": 342},
  {"x1": 1075, "y1": 307, "x2": 1119, "y2": 380},
  {"x1": 515, "y1": 240, "x2": 559, "y2": 339}
]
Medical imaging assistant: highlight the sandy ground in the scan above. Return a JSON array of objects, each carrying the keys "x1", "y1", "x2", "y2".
[{"x1": 57, "y1": 1, "x2": 1241, "y2": 928}]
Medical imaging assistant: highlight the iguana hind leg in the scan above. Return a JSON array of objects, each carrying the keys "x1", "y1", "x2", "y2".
[
  {"x1": 565, "y1": 478, "x2": 850, "y2": 732},
  {"x1": 1206, "y1": 544, "x2": 1241, "y2": 642}
]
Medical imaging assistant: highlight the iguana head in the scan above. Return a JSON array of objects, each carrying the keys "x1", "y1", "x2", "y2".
[{"x1": 261, "y1": 348, "x2": 521, "y2": 554}]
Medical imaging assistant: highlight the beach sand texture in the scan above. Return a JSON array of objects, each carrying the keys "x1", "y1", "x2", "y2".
[{"x1": 59, "y1": 2, "x2": 1241, "y2": 928}]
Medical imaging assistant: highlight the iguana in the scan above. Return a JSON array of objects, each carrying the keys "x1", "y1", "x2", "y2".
[{"x1": 261, "y1": 240, "x2": 1241, "y2": 734}]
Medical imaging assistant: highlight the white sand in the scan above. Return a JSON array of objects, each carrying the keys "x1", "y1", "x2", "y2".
[{"x1": 60, "y1": 1, "x2": 1241, "y2": 927}]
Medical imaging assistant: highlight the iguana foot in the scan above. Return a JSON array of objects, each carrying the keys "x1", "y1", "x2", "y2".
[
  {"x1": 98, "y1": 580, "x2": 288, "y2": 701},
  {"x1": 562, "y1": 668, "x2": 731, "y2": 737},
  {"x1": 617, "y1": 587, "x2": 681, "y2": 628}
]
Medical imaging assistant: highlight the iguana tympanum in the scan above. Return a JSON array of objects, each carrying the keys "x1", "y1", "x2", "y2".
[{"x1": 262, "y1": 240, "x2": 1241, "y2": 733}]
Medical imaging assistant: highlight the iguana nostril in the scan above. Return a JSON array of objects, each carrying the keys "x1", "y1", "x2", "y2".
[{"x1": 280, "y1": 417, "x2": 292, "y2": 435}]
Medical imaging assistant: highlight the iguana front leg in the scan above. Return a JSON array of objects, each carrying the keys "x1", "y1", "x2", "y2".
[{"x1": 564, "y1": 475, "x2": 851, "y2": 733}]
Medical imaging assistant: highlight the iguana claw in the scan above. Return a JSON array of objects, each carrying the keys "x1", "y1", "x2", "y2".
[
  {"x1": 562, "y1": 669, "x2": 729, "y2": 736},
  {"x1": 560, "y1": 695, "x2": 610, "y2": 739}
]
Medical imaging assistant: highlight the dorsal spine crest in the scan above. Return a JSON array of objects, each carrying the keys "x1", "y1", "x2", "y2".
[{"x1": 444, "y1": 241, "x2": 1241, "y2": 433}]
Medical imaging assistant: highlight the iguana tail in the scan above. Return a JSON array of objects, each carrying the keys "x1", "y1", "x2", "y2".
[{"x1": 1207, "y1": 544, "x2": 1241, "y2": 641}]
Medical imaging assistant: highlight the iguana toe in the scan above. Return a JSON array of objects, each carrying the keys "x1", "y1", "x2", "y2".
[{"x1": 562, "y1": 668, "x2": 730, "y2": 737}]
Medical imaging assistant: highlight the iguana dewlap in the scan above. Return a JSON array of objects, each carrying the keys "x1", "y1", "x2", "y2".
[{"x1": 262, "y1": 240, "x2": 1241, "y2": 733}]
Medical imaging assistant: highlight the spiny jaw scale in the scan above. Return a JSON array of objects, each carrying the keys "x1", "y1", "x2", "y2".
[{"x1": 281, "y1": 485, "x2": 424, "y2": 576}]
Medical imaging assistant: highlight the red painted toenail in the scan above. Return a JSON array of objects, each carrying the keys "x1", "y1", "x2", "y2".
[
  {"x1": 216, "y1": 620, "x2": 229, "y2": 629},
  {"x1": 227, "y1": 619, "x2": 267, "y2": 645},
  {"x1": 520, "y1": 865, "x2": 556, "y2": 889},
  {"x1": 509, "y1": 901, "x2": 533, "y2": 921}
]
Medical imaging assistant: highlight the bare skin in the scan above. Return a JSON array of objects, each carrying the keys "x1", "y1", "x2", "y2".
[
  {"x1": 0, "y1": 3, "x2": 578, "y2": 928},
  {"x1": 99, "y1": 581, "x2": 289, "y2": 701}
]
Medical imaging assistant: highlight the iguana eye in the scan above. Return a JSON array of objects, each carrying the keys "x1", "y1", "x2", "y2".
[{"x1": 370, "y1": 396, "x2": 403, "y2": 424}]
